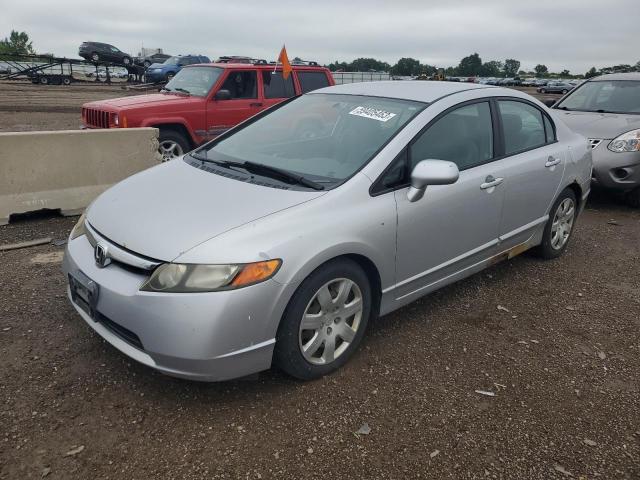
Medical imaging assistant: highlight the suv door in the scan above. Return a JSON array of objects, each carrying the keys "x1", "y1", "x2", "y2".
[
  {"x1": 494, "y1": 99, "x2": 565, "y2": 249},
  {"x1": 261, "y1": 70, "x2": 296, "y2": 109},
  {"x1": 392, "y1": 101, "x2": 505, "y2": 302},
  {"x1": 207, "y1": 69, "x2": 263, "y2": 137}
]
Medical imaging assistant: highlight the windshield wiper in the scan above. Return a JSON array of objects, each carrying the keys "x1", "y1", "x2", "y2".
[
  {"x1": 556, "y1": 105, "x2": 572, "y2": 111},
  {"x1": 172, "y1": 87, "x2": 191, "y2": 96},
  {"x1": 243, "y1": 161, "x2": 324, "y2": 190}
]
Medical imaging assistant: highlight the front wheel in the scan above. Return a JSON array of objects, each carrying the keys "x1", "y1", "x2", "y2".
[
  {"x1": 158, "y1": 129, "x2": 189, "y2": 162},
  {"x1": 562, "y1": 89, "x2": 568, "y2": 94},
  {"x1": 122, "y1": 56, "x2": 131, "y2": 66},
  {"x1": 540, "y1": 88, "x2": 546, "y2": 94},
  {"x1": 91, "y1": 52, "x2": 99, "y2": 62},
  {"x1": 274, "y1": 259, "x2": 372, "y2": 380},
  {"x1": 536, "y1": 188, "x2": 577, "y2": 259}
]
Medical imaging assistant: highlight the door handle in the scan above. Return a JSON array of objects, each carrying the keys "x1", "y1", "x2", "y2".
[
  {"x1": 480, "y1": 175, "x2": 504, "y2": 190},
  {"x1": 249, "y1": 102, "x2": 263, "y2": 107},
  {"x1": 545, "y1": 156, "x2": 561, "y2": 167}
]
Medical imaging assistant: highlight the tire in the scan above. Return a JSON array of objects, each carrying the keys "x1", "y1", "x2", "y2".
[
  {"x1": 540, "y1": 88, "x2": 546, "y2": 94},
  {"x1": 143, "y1": 61, "x2": 151, "y2": 68},
  {"x1": 158, "y1": 129, "x2": 190, "y2": 162},
  {"x1": 122, "y1": 56, "x2": 131, "y2": 66},
  {"x1": 91, "y1": 52, "x2": 99, "y2": 62},
  {"x1": 535, "y1": 188, "x2": 577, "y2": 259},
  {"x1": 562, "y1": 89, "x2": 568, "y2": 94},
  {"x1": 274, "y1": 258, "x2": 373, "y2": 380},
  {"x1": 62, "y1": 77, "x2": 72, "y2": 85},
  {"x1": 39, "y1": 76, "x2": 49, "y2": 85},
  {"x1": 165, "y1": 72, "x2": 175, "y2": 81},
  {"x1": 626, "y1": 187, "x2": 640, "y2": 208}
]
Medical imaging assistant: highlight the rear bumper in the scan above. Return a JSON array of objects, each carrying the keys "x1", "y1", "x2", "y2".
[{"x1": 62, "y1": 235, "x2": 295, "y2": 381}]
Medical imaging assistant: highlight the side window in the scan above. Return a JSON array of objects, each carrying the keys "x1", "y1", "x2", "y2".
[
  {"x1": 298, "y1": 71, "x2": 330, "y2": 93},
  {"x1": 410, "y1": 102, "x2": 493, "y2": 171},
  {"x1": 262, "y1": 71, "x2": 295, "y2": 99},
  {"x1": 543, "y1": 115, "x2": 555, "y2": 143},
  {"x1": 219, "y1": 71, "x2": 257, "y2": 99},
  {"x1": 498, "y1": 100, "x2": 546, "y2": 155}
]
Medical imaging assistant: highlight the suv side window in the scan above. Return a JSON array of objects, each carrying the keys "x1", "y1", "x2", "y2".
[
  {"x1": 262, "y1": 71, "x2": 295, "y2": 99},
  {"x1": 219, "y1": 70, "x2": 257, "y2": 99},
  {"x1": 410, "y1": 101, "x2": 494, "y2": 171},
  {"x1": 297, "y1": 71, "x2": 330, "y2": 93},
  {"x1": 498, "y1": 100, "x2": 547, "y2": 155}
]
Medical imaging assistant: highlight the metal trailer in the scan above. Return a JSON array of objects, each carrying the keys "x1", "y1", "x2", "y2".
[
  {"x1": 331, "y1": 71, "x2": 392, "y2": 85},
  {"x1": 0, "y1": 54, "x2": 145, "y2": 85}
]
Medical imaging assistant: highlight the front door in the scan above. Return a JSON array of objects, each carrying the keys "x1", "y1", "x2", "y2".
[
  {"x1": 207, "y1": 70, "x2": 263, "y2": 138},
  {"x1": 393, "y1": 100, "x2": 505, "y2": 302}
]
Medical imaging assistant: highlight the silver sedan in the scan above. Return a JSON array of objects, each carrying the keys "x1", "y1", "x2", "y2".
[{"x1": 63, "y1": 81, "x2": 592, "y2": 381}]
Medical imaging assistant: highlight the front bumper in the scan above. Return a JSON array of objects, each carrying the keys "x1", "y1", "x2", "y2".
[
  {"x1": 591, "y1": 144, "x2": 640, "y2": 192},
  {"x1": 145, "y1": 71, "x2": 167, "y2": 83},
  {"x1": 62, "y1": 235, "x2": 295, "y2": 381}
]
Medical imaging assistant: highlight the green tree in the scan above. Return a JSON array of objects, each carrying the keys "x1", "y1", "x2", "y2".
[
  {"x1": 391, "y1": 57, "x2": 421, "y2": 76},
  {"x1": 503, "y1": 58, "x2": 521, "y2": 77},
  {"x1": 349, "y1": 57, "x2": 391, "y2": 72},
  {"x1": 457, "y1": 53, "x2": 482, "y2": 76},
  {"x1": 0, "y1": 30, "x2": 35, "y2": 55},
  {"x1": 479, "y1": 60, "x2": 502, "y2": 77},
  {"x1": 559, "y1": 69, "x2": 571, "y2": 77},
  {"x1": 584, "y1": 67, "x2": 598, "y2": 78},
  {"x1": 534, "y1": 64, "x2": 548, "y2": 77}
]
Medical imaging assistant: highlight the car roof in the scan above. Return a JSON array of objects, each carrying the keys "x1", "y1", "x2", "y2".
[
  {"x1": 591, "y1": 72, "x2": 640, "y2": 81},
  {"x1": 312, "y1": 81, "x2": 496, "y2": 103}
]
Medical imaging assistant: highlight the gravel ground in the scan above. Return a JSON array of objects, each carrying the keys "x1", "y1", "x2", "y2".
[{"x1": 0, "y1": 190, "x2": 639, "y2": 479}]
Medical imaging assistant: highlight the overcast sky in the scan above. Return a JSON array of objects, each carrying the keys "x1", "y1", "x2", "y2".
[{"x1": 3, "y1": 0, "x2": 638, "y2": 74}]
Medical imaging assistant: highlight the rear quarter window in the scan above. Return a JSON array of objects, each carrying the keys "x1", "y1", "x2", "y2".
[{"x1": 297, "y1": 71, "x2": 330, "y2": 93}]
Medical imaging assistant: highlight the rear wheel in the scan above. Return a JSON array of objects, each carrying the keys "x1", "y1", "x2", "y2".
[
  {"x1": 562, "y1": 89, "x2": 568, "y2": 94},
  {"x1": 122, "y1": 56, "x2": 131, "y2": 66},
  {"x1": 536, "y1": 188, "x2": 577, "y2": 259},
  {"x1": 143, "y1": 60, "x2": 151, "y2": 68},
  {"x1": 39, "y1": 76, "x2": 49, "y2": 85},
  {"x1": 91, "y1": 52, "x2": 100, "y2": 62},
  {"x1": 158, "y1": 129, "x2": 189, "y2": 162},
  {"x1": 274, "y1": 259, "x2": 372, "y2": 380},
  {"x1": 165, "y1": 72, "x2": 175, "y2": 81},
  {"x1": 540, "y1": 88, "x2": 547, "y2": 94}
]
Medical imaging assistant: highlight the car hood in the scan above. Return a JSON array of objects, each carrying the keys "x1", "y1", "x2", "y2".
[
  {"x1": 554, "y1": 110, "x2": 640, "y2": 139},
  {"x1": 86, "y1": 159, "x2": 325, "y2": 261},
  {"x1": 84, "y1": 93, "x2": 201, "y2": 110}
]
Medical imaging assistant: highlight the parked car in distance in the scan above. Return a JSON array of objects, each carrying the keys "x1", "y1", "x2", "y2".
[
  {"x1": 66, "y1": 81, "x2": 592, "y2": 382},
  {"x1": 135, "y1": 52, "x2": 171, "y2": 68},
  {"x1": 144, "y1": 55, "x2": 210, "y2": 83},
  {"x1": 538, "y1": 81, "x2": 574, "y2": 94},
  {"x1": 81, "y1": 61, "x2": 334, "y2": 160},
  {"x1": 79, "y1": 42, "x2": 133, "y2": 66},
  {"x1": 551, "y1": 72, "x2": 640, "y2": 206}
]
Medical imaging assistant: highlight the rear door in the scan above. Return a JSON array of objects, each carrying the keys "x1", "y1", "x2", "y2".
[
  {"x1": 495, "y1": 99, "x2": 565, "y2": 249},
  {"x1": 296, "y1": 70, "x2": 331, "y2": 93},
  {"x1": 261, "y1": 70, "x2": 296, "y2": 109},
  {"x1": 206, "y1": 69, "x2": 263, "y2": 137}
]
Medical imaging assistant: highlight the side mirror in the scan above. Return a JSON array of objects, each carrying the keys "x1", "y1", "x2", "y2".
[
  {"x1": 407, "y1": 159, "x2": 459, "y2": 202},
  {"x1": 544, "y1": 99, "x2": 556, "y2": 108},
  {"x1": 215, "y1": 89, "x2": 231, "y2": 101}
]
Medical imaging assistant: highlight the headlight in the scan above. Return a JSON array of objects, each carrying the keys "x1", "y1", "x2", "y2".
[
  {"x1": 608, "y1": 129, "x2": 640, "y2": 153},
  {"x1": 69, "y1": 212, "x2": 87, "y2": 240},
  {"x1": 140, "y1": 259, "x2": 282, "y2": 293},
  {"x1": 111, "y1": 113, "x2": 119, "y2": 127}
]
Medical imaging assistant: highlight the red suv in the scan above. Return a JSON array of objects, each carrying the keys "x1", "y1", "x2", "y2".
[{"x1": 81, "y1": 61, "x2": 335, "y2": 160}]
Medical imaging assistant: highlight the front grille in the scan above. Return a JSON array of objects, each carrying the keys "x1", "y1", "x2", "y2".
[
  {"x1": 97, "y1": 312, "x2": 144, "y2": 350},
  {"x1": 588, "y1": 138, "x2": 603, "y2": 149},
  {"x1": 82, "y1": 107, "x2": 111, "y2": 128}
]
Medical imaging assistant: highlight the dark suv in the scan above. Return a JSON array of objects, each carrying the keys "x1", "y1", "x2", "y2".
[
  {"x1": 79, "y1": 42, "x2": 133, "y2": 66},
  {"x1": 135, "y1": 53, "x2": 171, "y2": 69}
]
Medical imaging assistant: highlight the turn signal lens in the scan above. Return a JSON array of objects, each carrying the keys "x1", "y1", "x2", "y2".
[{"x1": 232, "y1": 260, "x2": 282, "y2": 287}]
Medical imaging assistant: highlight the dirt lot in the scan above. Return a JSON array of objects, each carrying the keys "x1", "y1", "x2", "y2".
[{"x1": 1, "y1": 191, "x2": 639, "y2": 479}]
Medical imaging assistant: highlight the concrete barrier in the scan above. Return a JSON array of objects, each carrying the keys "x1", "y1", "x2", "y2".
[{"x1": 0, "y1": 128, "x2": 159, "y2": 225}]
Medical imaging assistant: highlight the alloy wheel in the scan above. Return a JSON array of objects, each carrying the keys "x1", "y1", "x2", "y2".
[
  {"x1": 158, "y1": 140, "x2": 184, "y2": 162},
  {"x1": 550, "y1": 198, "x2": 575, "y2": 250},
  {"x1": 299, "y1": 278, "x2": 363, "y2": 365}
]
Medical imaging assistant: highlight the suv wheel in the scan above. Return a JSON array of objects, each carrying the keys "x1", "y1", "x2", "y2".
[
  {"x1": 274, "y1": 259, "x2": 372, "y2": 380},
  {"x1": 165, "y1": 72, "x2": 175, "y2": 81},
  {"x1": 536, "y1": 188, "x2": 577, "y2": 259},
  {"x1": 562, "y1": 89, "x2": 568, "y2": 94},
  {"x1": 540, "y1": 88, "x2": 546, "y2": 94},
  {"x1": 91, "y1": 52, "x2": 100, "y2": 62},
  {"x1": 158, "y1": 130, "x2": 189, "y2": 162},
  {"x1": 122, "y1": 56, "x2": 131, "y2": 66},
  {"x1": 143, "y1": 60, "x2": 151, "y2": 68}
]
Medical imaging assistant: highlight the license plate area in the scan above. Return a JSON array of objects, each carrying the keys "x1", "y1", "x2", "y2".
[{"x1": 69, "y1": 271, "x2": 99, "y2": 320}]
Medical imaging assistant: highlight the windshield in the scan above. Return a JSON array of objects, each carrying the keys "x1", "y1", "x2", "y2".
[
  {"x1": 202, "y1": 93, "x2": 425, "y2": 184},
  {"x1": 164, "y1": 67, "x2": 222, "y2": 97},
  {"x1": 163, "y1": 56, "x2": 182, "y2": 65},
  {"x1": 557, "y1": 80, "x2": 640, "y2": 114}
]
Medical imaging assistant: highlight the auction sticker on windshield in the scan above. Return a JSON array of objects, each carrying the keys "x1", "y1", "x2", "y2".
[{"x1": 349, "y1": 106, "x2": 397, "y2": 122}]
